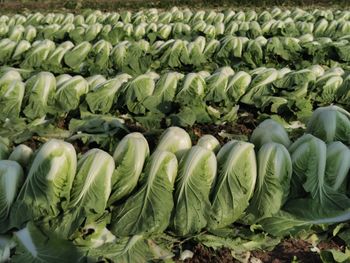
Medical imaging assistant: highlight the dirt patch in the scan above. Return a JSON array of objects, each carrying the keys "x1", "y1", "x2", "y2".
[
  {"x1": 181, "y1": 244, "x2": 236, "y2": 263},
  {"x1": 318, "y1": 237, "x2": 346, "y2": 252},
  {"x1": 57, "y1": 117, "x2": 67, "y2": 130},
  {"x1": 0, "y1": 0, "x2": 349, "y2": 14},
  {"x1": 176, "y1": 238, "x2": 345, "y2": 263},
  {"x1": 189, "y1": 122, "x2": 252, "y2": 145},
  {"x1": 71, "y1": 140, "x2": 93, "y2": 154},
  {"x1": 252, "y1": 239, "x2": 321, "y2": 263},
  {"x1": 251, "y1": 237, "x2": 345, "y2": 263},
  {"x1": 124, "y1": 119, "x2": 148, "y2": 134},
  {"x1": 22, "y1": 138, "x2": 39, "y2": 152},
  {"x1": 0, "y1": 1, "x2": 62, "y2": 13},
  {"x1": 188, "y1": 110, "x2": 257, "y2": 145}
]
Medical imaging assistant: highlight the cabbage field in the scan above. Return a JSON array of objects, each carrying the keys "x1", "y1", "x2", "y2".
[{"x1": 0, "y1": 7, "x2": 350, "y2": 263}]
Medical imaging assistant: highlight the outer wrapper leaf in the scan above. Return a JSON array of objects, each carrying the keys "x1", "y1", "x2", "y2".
[
  {"x1": 110, "y1": 150, "x2": 178, "y2": 236},
  {"x1": 109, "y1": 132, "x2": 149, "y2": 205},
  {"x1": 172, "y1": 146, "x2": 217, "y2": 236},
  {"x1": 250, "y1": 119, "x2": 291, "y2": 149},
  {"x1": 55, "y1": 75, "x2": 89, "y2": 112},
  {"x1": 23, "y1": 72, "x2": 56, "y2": 120},
  {"x1": 0, "y1": 80, "x2": 25, "y2": 121},
  {"x1": 245, "y1": 142, "x2": 292, "y2": 223},
  {"x1": 67, "y1": 148, "x2": 114, "y2": 220},
  {"x1": 306, "y1": 105, "x2": 350, "y2": 145},
  {"x1": 155, "y1": 127, "x2": 192, "y2": 160},
  {"x1": 12, "y1": 222, "x2": 80, "y2": 263},
  {"x1": 10, "y1": 139, "x2": 77, "y2": 228},
  {"x1": 83, "y1": 235, "x2": 154, "y2": 263},
  {"x1": 0, "y1": 161, "x2": 24, "y2": 229},
  {"x1": 208, "y1": 141, "x2": 257, "y2": 229},
  {"x1": 86, "y1": 74, "x2": 131, "y2": 114}
]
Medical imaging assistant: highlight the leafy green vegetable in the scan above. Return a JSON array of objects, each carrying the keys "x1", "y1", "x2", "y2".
[
  {"x1": 172, "y1": 146, "x2": 217, "y2": 236},
  {"x1": 306, "y1": 106, "x2": 350, "y2": 145},
  {"x1": 12, "y1": 222, "x2": 80, "y2": 263},
  {"x1": 250, "y1": 119, "x2": 291, "y2": 149},
  {"x1": 109, "y1": 132, "x2": 149, "y2": 205},
  {"x1": 86, "y1": 74, "x2": 131, "y2": 114},
  {"x1": 110, "y1": 150, "x2": 177, "y2": 236},
  {"x1": 83, "y1": 235, "x2": 154, "y2": 263},
  {"x1": 209, "y1": 141, "x2": 256, "y2": 229},
  {"x1": 325, "y1": 142, "x2": 350, "y2": 193},
  {"x1": 63, "y1": 149, "x2": 114, "y2": 236},
  {"x1": 8, "y1": 144, "x2": 33, "y2": 168},
  {"x1": 23, "y1": 72, "x2": 56, "y2": 120},
  {"x1": 0, "y1": 80, "x2": 25, "y2": 121},
  {"x1": 320, "y1": 249, "x2": 350, "y2": 263},
  {"x1": 10, "y1": 139, "x2": 77, "y2": 228},
  {"x1": 0, "y1": 161, "x2": 24, "y2": 228},
  {"x1": 155, "y1": 127, "x2": 192, "y2": 160},
  {"x1": 197, "y1": 134, "x2": 220, "y2": 153},
  {"x1": 55, "y1": 76, "x2": 89, "y2": 113},
  {"x1": 245, "y1": 142, "x2": 292, "y2": 222}
]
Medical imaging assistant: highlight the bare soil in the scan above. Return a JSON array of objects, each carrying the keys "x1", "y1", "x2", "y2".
[
  {"x1": 179, "y1": 238, "x2": 345, "y2": 263},
  {"x1": 0, "y1": 0, "x2": 349, "y2": 13},
  {"x1": 252, "y1": 239, "x2": 321, "y2": 263}
]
